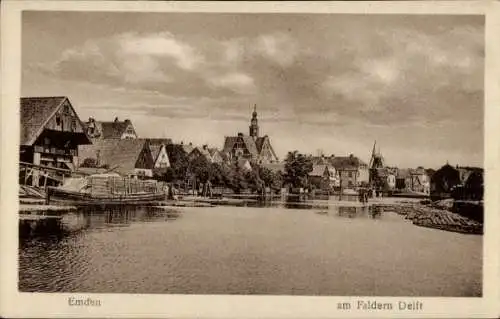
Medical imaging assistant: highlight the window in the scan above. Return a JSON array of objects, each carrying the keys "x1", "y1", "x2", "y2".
[
  {"x1": 348, "y1": 171, "x2": 352, "y2": 178},
  {"x1": 71, "y1": 119, "x2": 77, "y2": 132},
  {"x1": 56, "y1": 115, "x2": 61, "y2": 126}
]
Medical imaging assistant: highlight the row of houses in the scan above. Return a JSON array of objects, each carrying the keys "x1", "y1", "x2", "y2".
[
  {"x1": 21, "y1": 96, "x2": 480, "y2": 197},
  {"x1": 19, "y1": 96, "x2": 269, "y2": 187}
]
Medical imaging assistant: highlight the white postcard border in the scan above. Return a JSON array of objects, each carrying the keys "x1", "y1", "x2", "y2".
[{"x1": 1, "y1": 1, "x2": 499, "y2": 318}]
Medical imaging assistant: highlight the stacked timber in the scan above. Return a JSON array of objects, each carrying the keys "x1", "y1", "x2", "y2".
[
  {"x1": 373, "y1": 202, "x2": 482, "y2": 235},
  {"x1": 88, "y1": 176, "x2": 160, "y2": 196}
]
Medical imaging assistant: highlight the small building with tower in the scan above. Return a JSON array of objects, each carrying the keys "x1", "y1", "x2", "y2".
[{"x1": 222, "y1": 105, "x2": 279, "y2": 164}]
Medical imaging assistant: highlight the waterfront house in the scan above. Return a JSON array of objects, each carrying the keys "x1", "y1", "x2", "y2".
[
  {"x1": 237, "y1": 158, "x2": 253, "y2": 172},
  {"x1": 189, "y1": 145, "x2": 213, "y2": 163},
  {"x1": 309, "y1": 165, "x2": 330, "y2": 190},
  {"x1": 451, "y1": 166, "x2": 484, "y2": 201},
  {"x1": 20, "y1": 96, "x2": 92, "y2": 186},
  {"x1": 223, "y1": 106, "x2": 279, "y2": 164},
  {"x1": 311, "y1": 154, "x2": 368, "y2": 189},
  {"x1": 372, "y1": 167, "x2": 396, "y2": 191},
  {"x1": 395, "y1": 167, "x2": 430, "y2": 194},
  {"x1": 208, "y1": 148, "x2": 225, "y2": 164},
  {"x1": 85, "y1": 117, "x2": 137, "y2": 140},
  {"x1": 180, "y1": 142, "x2": 195, "y2": 155},
  {"x1": 330, "y1": 154, "x2": 368, "y2": 189},
  {"x1": 78, "y1": 139, "x2": 154, "y2": 178},
  {"x1": 430, "y1": 164, "x2": 461, "y2": 198},
  {"x1": 336, "y1": 165, "x2": 359, "y2": 190},
  {"x1": 150, "y1": 143, "x2": 170, "y2": 169}
]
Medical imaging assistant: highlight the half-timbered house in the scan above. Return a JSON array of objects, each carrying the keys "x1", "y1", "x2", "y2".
[{"x1": 20, "y1": 96, "x2": 92, "y2": 186}]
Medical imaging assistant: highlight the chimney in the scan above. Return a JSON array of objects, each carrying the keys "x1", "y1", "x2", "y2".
[
  {"x1": 114, "y1": 117, "x2": 119, "y2": 123},
  {"x1": 124, "y1": 118, "x2": 130, "y2": 124},
  {"x1": 189, "y1": 142, "x2": 192, "y2": 146},
  {"x1": 180, "y1": 141, "x2": 184, "y2": 145},
  {"x1": 203, "y1": 144, "x2": 208, "y2": 150},
  {"x1": 237, "y1": 132, "x2": 244, "y2": 137}
]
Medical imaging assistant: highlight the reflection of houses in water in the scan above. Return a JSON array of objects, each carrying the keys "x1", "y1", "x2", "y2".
[{"x1": 335, "y1": 205, "x2": 383, "y2": 219}]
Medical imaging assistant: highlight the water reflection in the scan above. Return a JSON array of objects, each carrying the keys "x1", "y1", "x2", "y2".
[
  {"x1": 18, "y1": 203, "x2": 482, "y2": 296},
  {"x1": 19, "y1": 205, "x2": 182, "y2": 244},
  {"x1": 314, "y1": 205, "x2": 384, "y2": 219}
]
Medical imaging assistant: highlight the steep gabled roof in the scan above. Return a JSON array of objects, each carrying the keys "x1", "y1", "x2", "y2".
[
  {"x1": 208, "y1": 148, "x2": 220, "y2": 157},
  {"x1": 20, "y1": 96, "x2": 91, "y2": 146},
  {"x1": 98, "y1": 120, "x2": 134, "y2": 139},
  {"x1": 78, "y1": 139, "x2": 152, "y2": 176},
  {"x1": 237, "y1": 158, "x2": 253, "y2": 171},
  {"x1": 255, "y1": 137, "x2": 265, "y2": 153},
  {"x1": 149, "y1": 143, "x2": 164, "y2": 162},
  {"x1": 180, "y1": 143, "x2": 194, "y2": 154},
  {"x1": 223, "y1": 135, "x2": 259, "y2": 158},
  {"x1": 397, "y1": 168, "x2": 410, "y2": 178},
  {"x1": 190, "y1": 146, "x2": 212, "y2": 161},
  {"x1": 255, "y1": 135, "x2": 278, "y2": 160}
]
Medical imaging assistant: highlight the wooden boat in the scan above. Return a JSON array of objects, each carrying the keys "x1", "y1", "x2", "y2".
[{"x1": 46, "y1": 173, "x2": 166, "y2": 206}]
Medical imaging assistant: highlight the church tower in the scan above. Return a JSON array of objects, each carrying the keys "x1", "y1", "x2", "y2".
[{"x1": 249, "y1": 104, "x2": 259, "y2": 139}]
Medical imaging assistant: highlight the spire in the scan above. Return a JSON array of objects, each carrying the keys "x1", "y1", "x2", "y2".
[
  {"x1": 249, "y1": 104, "x2": 259, "y2": 138},
  {"x1": 369, "y1": 140, "x2": 376, "y2": 168}
]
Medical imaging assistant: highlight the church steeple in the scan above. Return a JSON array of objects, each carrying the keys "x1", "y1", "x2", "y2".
[{"x1": 249, "y1": 104, "x2": 259, "y2": 139}]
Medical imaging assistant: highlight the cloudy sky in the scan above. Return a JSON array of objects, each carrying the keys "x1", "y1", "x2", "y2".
[{"x1": 22, "y1": 12, "x2": 484, "y2": 168}]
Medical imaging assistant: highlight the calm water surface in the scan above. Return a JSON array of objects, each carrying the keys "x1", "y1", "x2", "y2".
[{"x1": 19, "y1": 203, "x2": 482, "y2": 296}]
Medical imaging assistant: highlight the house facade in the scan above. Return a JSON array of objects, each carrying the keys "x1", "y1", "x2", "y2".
[
  {"x1": 223, "y1": 105, "x2": 279, "y2": 164},
  {"x1": 189, "y1": 145, "x2": 213, "y2": 163},
  {"x1": 308, "y1": 165, "x2": 330, "y2": 190},
  {"x1": 85, "y1": 117, "x2": 137, "y2": 140},
  {"x1": 310, "y1": 154, "x2": 368, "y2": 190},
  {"x1": 150, "y1": 143, "x2": 170, "y2": 169},
  {"x1": 395, "y1": 168, "x2": 430, "y2": 194},
  {"x1": 20, "y1": 96, "x2": 92, "y2": 186}
]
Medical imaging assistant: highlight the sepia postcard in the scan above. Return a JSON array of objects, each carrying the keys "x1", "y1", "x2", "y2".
[{"x1": 1, "y1": 1, "x2": 500, "y2": 318}]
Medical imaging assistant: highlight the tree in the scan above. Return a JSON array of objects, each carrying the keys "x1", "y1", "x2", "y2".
[
  {"x1": 283, "y1": 151, "x2": 313, "y2": 189},
  {"x1": 431, "y1": 164, "x2": 461, "y2": 195},
  {"x1": 165, "y1": 144, "x2": 190, "y2": 182},
  {"x1": 189, "y1": 155, "x2": 211, "y2": 184},
  {"x1": 258, "y1": 166, "x2": 283, "y2": 191}
]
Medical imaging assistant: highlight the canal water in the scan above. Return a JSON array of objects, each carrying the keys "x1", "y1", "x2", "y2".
[{"x1": 18, "y1": 203, "x2": 482, "y2": 296}]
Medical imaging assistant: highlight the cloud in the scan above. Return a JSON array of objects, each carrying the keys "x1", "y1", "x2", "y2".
[
  {"x1": 254, "y1": 32, "x2": 298, "y2": 67},
  {"x1": 118, "y1": 32, "x2": 203, "y2": 70},
  {"x1": 207, "y1": 72, "x2": 256, "y2": 93},
  {"x1": 22, "y1": 13, "x2": 484, "y2": 167}
]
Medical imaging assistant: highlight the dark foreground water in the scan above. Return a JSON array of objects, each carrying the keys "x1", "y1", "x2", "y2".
[{"x1": 19, "y1": 203, "x2": 482, "y2": 296}]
